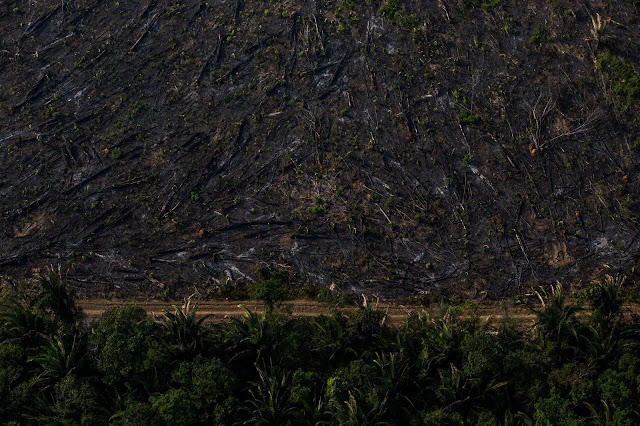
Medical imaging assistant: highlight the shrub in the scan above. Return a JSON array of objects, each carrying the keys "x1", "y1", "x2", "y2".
[
  {"x1": 111, "y1": 147, "x2": 122, "y2": 159},
  {"x1": 353, "y1": 307, "x2": 387, "y2": 339},
  {"x1": 90, "y1": 306, "x2": 168, "y2": 393},
  {"x1": 316, "y1": 288, "x2": 350, "y2": 306},
  {"x1": 150, "y1": 389, "x2": 196, "y2": 425},
  {"x1": 0, "y1": 344, "x2": 26, "y2": 420},
  {"x1": 110, "y1": 401, "x2": 159, "y2": 426},
  {"x1": 171, "y1": 356, "x2": 238, "y2": 423},
  {"x1": 378, "y1": 0, "x2": 419, "y2": 30},
  {"x1": 458, "y1": 109, "x2": 481, "y2": 124},
  {"x1": 596, "y1": 51, "x2": 640, "y2": 110},
  {"x1": 581, "y1": 275, "x2": 626, "y2": 329},
  {"x1": 462, "y1": 0, "x2": 504, "y2": 10},
  {"x1": 251, "y1": 267, "x2": 290, "y2": 309},
  {"x1": 529, "y1": 29, "x2": 548, "y2": 47},
  {"x1": 533, "y1": 391, "x2": 579, "y2": 425},
  {"x1": 45, "y1": 375, "x2": 99, "y2": 425}
]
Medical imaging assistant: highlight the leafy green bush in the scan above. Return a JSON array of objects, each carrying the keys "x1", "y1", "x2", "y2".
[
  {"x1": 171, "y1": 356, "x2": 238, "y2": 423},
  {"x1": 378, "y1": 0, "x2": 419, "y2": 30},
  {"x1": 316, "y1": 287, "x2": 350, "y2": 306},
  {"x1": 210, "y1": 279, "x2": 249, "y2": 300},
  {"x1": 580, "y1": 275, "x2": 626, "y2": 329},
  {"x1": 89, "y1": 306, "x2": 168, "y2": 393},
  {"x1": 462, "y1": 0, "x2": 504, "y2": 11},
  {"x1": 150, "y1": 389, "x2": 197, "y2": 425},
  {"x1": 0, "y1": 344, "x2": 27, "y2": 420},
  {"x1": 250, "y1": 267, "x2": 291, "y2": 309},
  {"x1": 43, "y1": 375, "x2": 99, "y2": 425},
  {"x1": 529, "y1": 29, "x2": 549, "y2": 47},
  {"x1": 1, "y1": 275, "x2": 640, "y2": 424},
  {"x1": 110, "y1": 401, "x2": 159, "y2": 426},
  {"x1": 352, "y1": 307, "x2": 387, "y2": 339},
  {"x1": 596, "y1": 51, "x2": 640, "y2": 110},
  {"x1": 533, "y1": 391, "x2": 580, "y2": 425},
  {"x1": 458, "y1": 109, "x2": 481, "y2": 124}
]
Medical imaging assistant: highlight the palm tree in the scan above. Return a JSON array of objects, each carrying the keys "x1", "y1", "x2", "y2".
[
  {"x1": 0, "y1": 299, "x2": 50, "y2": 348},
  {"x1": 30, "y1": 333, "x2": 87, "y2": 389},
  {"x1": 312, "y1": 314, "x2": 356, "y2": 364},
  {"x1": 374, "y1": 352, "x2": 409, "y2": 395},
  {"x1": 584, "y1": 399, "x2": 624, "y2": 426},
  {"x1": 580, "y1": 324, "x2": 619, "y2": 368},
  {"x1": 158, "y1": 299, "x2": 211, "y2": 360},
  {"x1": 224, "y1": 306, "x2": 279, "y2": 365},
  {"x1": 432, "y1": 363, "x2": 507, "y2": 422},
  {"x1": 586, "y1": 274, "x2": 626, "y2": 330},
  {"x1": 243, "y1": 364, "x2": 300, "y2": 425},
  {"x1": 533, "y1": 283, "x2": 581, "y2": 356},
  {"x1": 34, "y1": 270, "x2": 80, "y2": 326},
  {"x1": 415, "y1": 313, "x2": 459, "y2": 377},
  {"x1": 374, "y1": 351, "x2": 413, "y2": 420},
  {"x1": 332, "y1": 388, "x2": 391, "y2": 426}
]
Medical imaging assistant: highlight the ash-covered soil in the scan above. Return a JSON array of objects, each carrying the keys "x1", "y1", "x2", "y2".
[{"x1": 1, "y1": 0, "x2": 639, "y2": 298}]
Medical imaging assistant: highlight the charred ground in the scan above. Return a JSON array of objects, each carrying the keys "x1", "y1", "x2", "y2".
[{"x1": 1, "y1": 0, "x2": 639, "y2": 298}]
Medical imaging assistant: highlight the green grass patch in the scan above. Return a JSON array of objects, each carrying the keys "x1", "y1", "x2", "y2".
[{"x1": 596, "y1": 51, "x2": 640, "y2": 111}]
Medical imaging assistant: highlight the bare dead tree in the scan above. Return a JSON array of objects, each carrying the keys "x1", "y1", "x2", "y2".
[
  {"x1": 301, "y1": 106, "x2": 322, "y2": 163},
  {"x1": 540, "y1": 107, "x2": 601, "y2": 150},
  {"x1": 526, "y1": 92, "x2": 556, "y2": 152},
  {"x1": 527, "y1": 92, "x2": 601, "y2": 152}
]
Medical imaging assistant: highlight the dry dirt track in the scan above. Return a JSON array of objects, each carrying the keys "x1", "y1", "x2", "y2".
[{"x1": 77, "y1": 299, "x2": 542, "y2": 327}]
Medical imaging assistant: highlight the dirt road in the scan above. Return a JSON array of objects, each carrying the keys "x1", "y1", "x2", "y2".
[{"x1": 77, "y1": 299, "x2": 541, "y2": 326}]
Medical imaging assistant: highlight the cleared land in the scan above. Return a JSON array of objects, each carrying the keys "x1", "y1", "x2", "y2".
[{"x1": 1, "y1": 0, "x2": 639, "y2": 299}]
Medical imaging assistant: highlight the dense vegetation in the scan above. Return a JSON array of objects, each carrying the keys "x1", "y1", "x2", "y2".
[{"x1": 1, "y1": 273, "x2": 639, "y2": 425}]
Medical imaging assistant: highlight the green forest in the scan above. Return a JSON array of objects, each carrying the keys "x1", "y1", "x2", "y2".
[{"x1": 1, "y1": 274, "x2": 639, "y2": 425}]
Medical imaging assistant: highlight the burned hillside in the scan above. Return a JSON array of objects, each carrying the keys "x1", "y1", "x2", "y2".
[{"x1": 1, "y1": 0, "x2": 639, "y2": 298}]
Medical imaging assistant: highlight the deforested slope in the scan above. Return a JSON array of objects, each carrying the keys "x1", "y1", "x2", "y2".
[{"x1": 1, "y1": 0, "x2": 639, "y2": 297}]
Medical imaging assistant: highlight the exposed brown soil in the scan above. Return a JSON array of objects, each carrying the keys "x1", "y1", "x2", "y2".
[
  {"x1": 1, "y1": 0, "x2": 639, "y2": 299},
  {"x1": 77, "y1": 298, "x2": 640, "y2": 329},
  {"x1": 75, "y1": 298, "x2": 546, "y2": 327}
]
